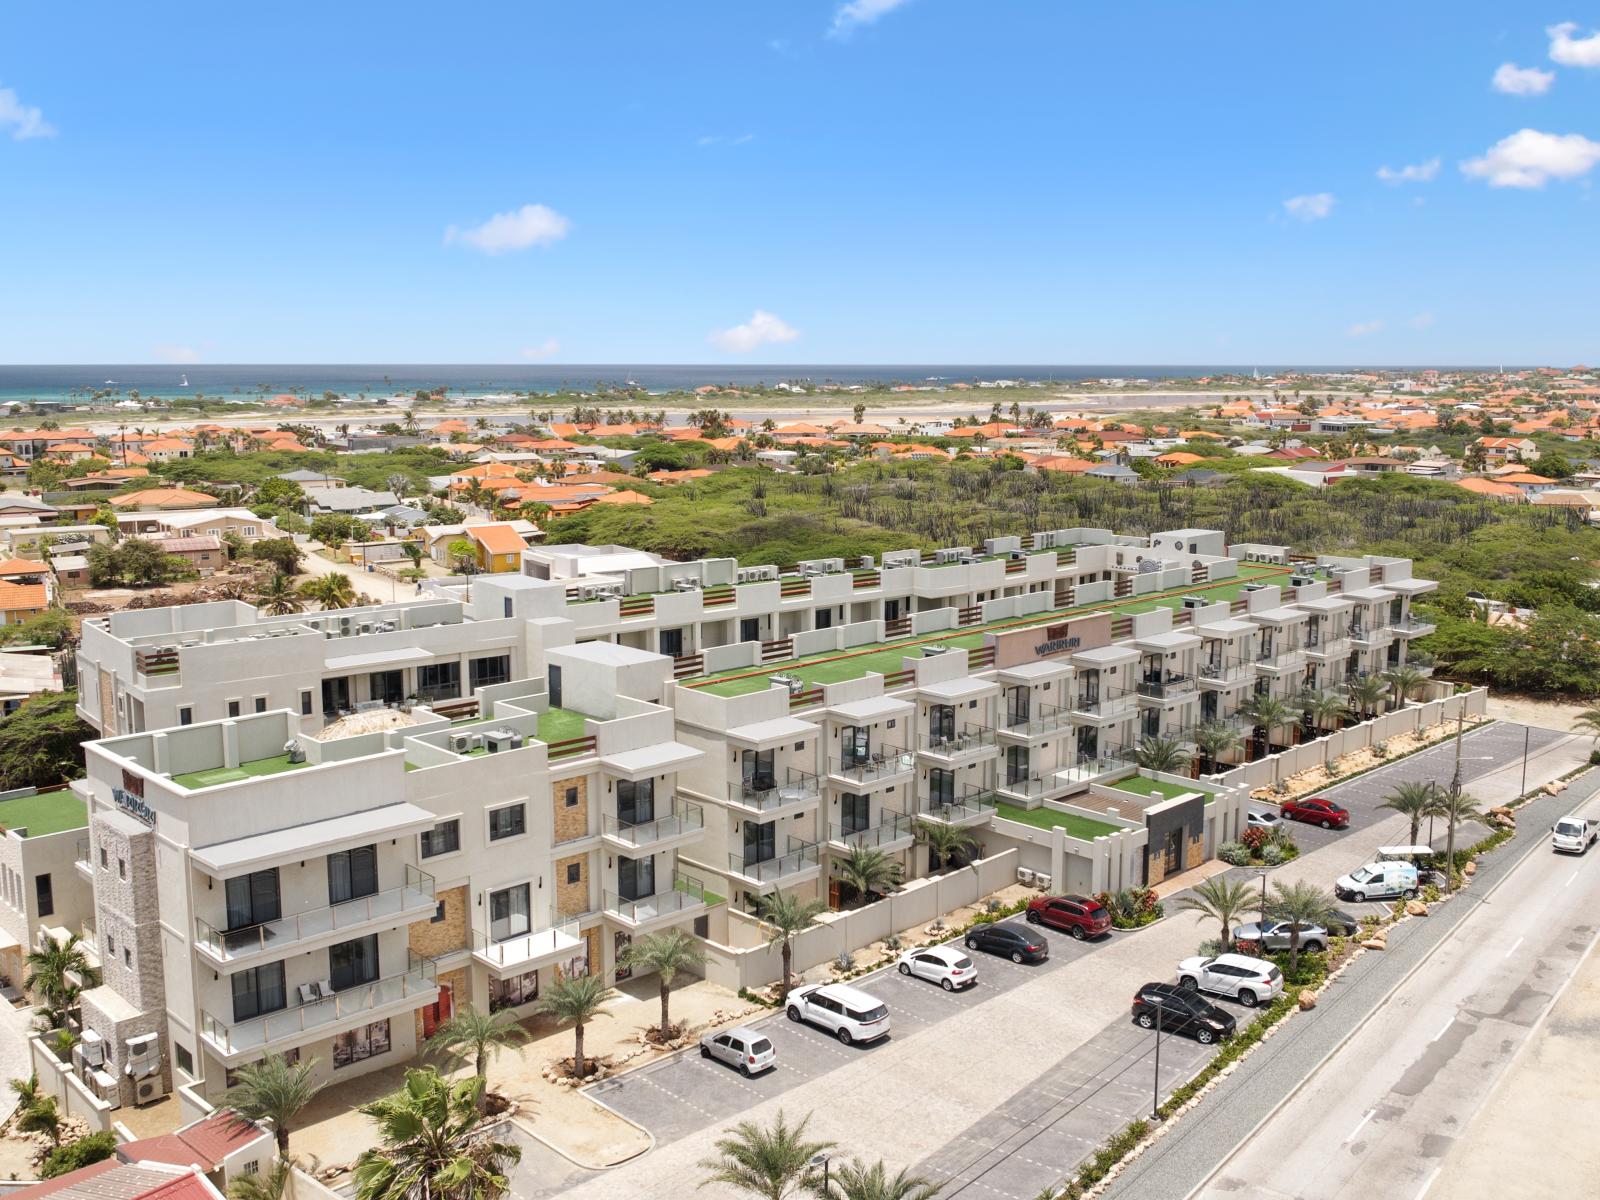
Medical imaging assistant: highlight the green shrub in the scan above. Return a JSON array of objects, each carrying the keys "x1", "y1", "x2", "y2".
[
  {"x1": 39, "y1": 1132, "x2": 117, "y2": 1179},
  {"x1": 1218, "y1": 841, "x2": 1251, "y2": 866}
]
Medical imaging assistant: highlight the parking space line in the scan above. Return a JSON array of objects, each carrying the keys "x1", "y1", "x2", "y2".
[
  {"x1": 1429, "y1": 1016, "x2": 1454, "y2": 1042},
  {"x1": 1344, "y1": 1107, "x2": 1375, "y2": 1143},
  {"x1": 1504, "y1": 935, "x2": 1524, "y2": 958}
]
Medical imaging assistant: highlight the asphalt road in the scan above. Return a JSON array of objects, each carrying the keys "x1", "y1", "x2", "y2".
[{"x1": 1194, "y1": 788, "x2": 1600, "y2": 1200}]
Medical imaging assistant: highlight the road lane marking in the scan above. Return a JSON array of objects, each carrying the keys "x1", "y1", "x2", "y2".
[
  {"x1": 1567, "y1": 869, "x2": 1580, "y2": 888},
  {"x1": 1429, "y1": 1016, "x2": 1453, "y2": 1042},
  {"x1": 1504, "y1": 936, "x2": 1524, "y2": 958},
  {"x1": 1344, "y1": 1108, "x2": 1375, "y2": 1143},
  {"x1": 1414, "y1": 1165, "x2": 1443, "y2": 1200}
]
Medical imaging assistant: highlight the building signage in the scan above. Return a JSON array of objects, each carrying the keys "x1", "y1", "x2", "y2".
[
  {"x1": 114, "y1": 769, "x2": 156, "y2": 826},
  {"x1": 990, "y1": 611, "x2": 1114, "y2": 670}
]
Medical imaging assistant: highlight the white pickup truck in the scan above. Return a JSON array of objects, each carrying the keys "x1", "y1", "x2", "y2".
[{"x1": 1551, "y1": 817, "x2": 1598, "y2": 855}]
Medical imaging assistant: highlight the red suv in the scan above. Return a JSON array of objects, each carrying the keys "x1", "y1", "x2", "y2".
[
  {"x1": 1025, "y1": 894, "x2": 1112, "y2": 940},
  {"x1": 1280, "y1": 796, "x2": 1350, "y2": 829}
]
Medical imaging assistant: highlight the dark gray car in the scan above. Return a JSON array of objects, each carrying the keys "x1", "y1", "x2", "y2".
[{"x1": 1231, "y1": 919, "x2": 1328, "y2": 954}]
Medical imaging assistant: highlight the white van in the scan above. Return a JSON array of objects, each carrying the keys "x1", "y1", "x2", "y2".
[
  {"x1": 1335, "y1": 860, "x2": 1419, "y2": 902},
  {"x1": 786, "y1": 982, "x2": 891, "y2": 1045}
]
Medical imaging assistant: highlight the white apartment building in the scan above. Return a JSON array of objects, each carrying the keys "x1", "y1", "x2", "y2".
[{"x1": 67, "y1": 528, "x2": 1434, "y2": 1102}]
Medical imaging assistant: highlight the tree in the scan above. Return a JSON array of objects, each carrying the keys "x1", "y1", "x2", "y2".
[
  {"x1": 309, "y1": 514, "x2": 369, "y2": 546},
  {"x1": 1435, "y1": 787, "x2": 1484, "y2": 894},
  {"x1": 1134, "y1": 734, "x2": 1190, "y2": 774},
  {"x1": 834, "y1": 845, "x2": 903, "y2": 907},
  {"x1": 1573, "y1": 702, "x2": 1600, "y2": 743},
  {"x1": 697, "y1": 1110, "x2": 834, "y2": 1200},
  {"x1": 915, "y1": 820, "x2": 979, "y2": 871},
  {"x1": 401, "y1": 540, "x2": 424, "y2": 568},
  {"x1": 814, "y1": 1158, "x2": 940, "y2": 1200},
  {"x1": 754, "y1": 890, "x2": 827, "y2": 1002},
  {"x1": 616, "y1": 929, "x2": 706, "y2": 1040},
  {"x1": 25, "y1": 934, "x2": 99, "y2": 1012},
  {"x1": 39, "y1": 1130, "x2": 119, "y2": 1180},
  {"x1": 1240, "y1": 694, "x2": 1294, "y2": 752},
  {"x1": 1382, "y1": 665, "x2": 1429, "y2": 710},
  {"x1": 428, "y1": 1006, "x2": 529, "y2": 1106},
  {"x1": 250, "y1": 538, "x2": 304, "y2": 576},
  {"x1": 1191, "y1": 722, "x2": 1241, "y2": 775},
  {"x1": 1344, "y1": 673, "x2": 1389, "y2": 721},
  {"x1": 0, "y1": 691, "x2": 96, "y2": 790},
  {"x1": 1378, "y1": 780, "x2": 1437, "y2": 847},
  {"x1": 353, "y1": 1069, "x2": 520, "y2": 1200},
  {"x1": 226, "y1": 1054, "x2": 325, "y2": 1156},
  {"x1": 254, "y1": 477, "x2": 306, "y2": 509},
  {"x1": 256, "y1": 572, "x2": 305, "y2": 615},
  {"x1": 534, "y1": 974, "x2": 615, "y2": 1078},
  {"x1": 447, "y1": 539, "x2": 478, "y2": 575},
  {"x1": 1265, "y1": 880, "x2": 1338, "y2": 978},
  {"x1": 1301, "y1": 691, "x2": 1351, "y2": 769},
  {"x1": 0, "y1": 607, "x2": 75, "y2": 650},
  {"x1": 298, "y1": 574, "x2": 357, "y2": 610},
  {"x1": 1174, "y1": 874, "x2": 1256, "y2": 951},
  {"x1": 16, "y1": 1093, "x2": 63, "y2": 1146}
]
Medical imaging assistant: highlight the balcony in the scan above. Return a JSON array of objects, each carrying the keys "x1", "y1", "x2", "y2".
[
  {"x1": 1136, "y1": 673, "x2": 1196, "y2": 701},
  {"x1": 726, "y1": 839, "x2": 822, "y2": 890},
  {"x1": 601, "y1": 801, "x2": 705, "y2": 853},
  {"x1": 996, "y1": 774, "x2": 1051, "y2": 803},
  {"x1": 75, "y1": 838, "x2": 92, "y2": 881},
  {"x1": 1198, "y1": 660, "x2": 1248, "y2": 686},
  {"x1": 1388, "y1": 615, "x2": 1435, "y2": 637},
  {"x1": 471, "y1": 919, "x2": 583, "y2": 976},
  {"x1": 194, "y1": 867, "x2": 437, "y2": 969},
  {"x1": 199, "y1": 953, "x2": 437, "y2": 1061},
  {"x1": 922, "y1": 787, "x2": 998, "y2": 828},
  {"x1": 603, "y1": 872, "x2": 709, "y2": 929},
  {"x1": 1304, "y1": 630, "x2": 1350, "y2": 659},
  {"x1": 827, "y1": 746, "x2": 914, "y2": 788},
  {"x1": 1000, "y1": 703, "x2": 1072, "y2": 738},
  {"x1": 1056, "y1": 748, "x2": 1137, "y2": 787},
  {"x1": 726, "y1": 770, "x2": 822, "y2": 816},
  {"x1": 916, "y1": 724, "x2": 998, "y2": 763},
  {"x1": 827, "y1": 811, "x2": 917, "y2": 853}
]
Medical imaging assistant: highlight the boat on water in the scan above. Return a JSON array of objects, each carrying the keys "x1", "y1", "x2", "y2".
[
  {"x1": 104, "y1": 379, "x2": 116, "y2": 385},
  {"x1": 180, "y1": 374, "x2": 189, "y2": 387}
]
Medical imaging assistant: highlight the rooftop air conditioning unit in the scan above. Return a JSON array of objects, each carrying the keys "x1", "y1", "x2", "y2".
[
  {"x1": 672, "y1": 578, "x2": 699, "y2": 592},
  {"x1": 1033, "y1": 872, "x2": 1052, "y2": 890},
  {"x1": 1016, "y1": 867, "x2": 1036, "y2": 886},
  {"x1": 769, "y1": 673, "x2": 804, "y2": 695},
  {"x1": 921, "y1": 644, "x2": 949, "y2": 656},
  {"x1": 959, "y1": 554, "x2": 979, "y2": 565},
  {"x1": 858, "y1": 554, "x2": 875, "y2": 570},
  {"x1": 1180, "y1": 595, "x2": 1208, "y2": 609},
  {"x1": 1242, "y1": 583, "x2": 1266, "y2": 593},
  {"x1": 338, "y1": 617, "x2": 353, "y2": 636},
  {"x1": 823, "y1": 558, "x2": 845, "y2": 573},
  {"x1": 134, "y1": 1076, "x2": 168, "y2": 1105},
  {"x1": 936, "y1": 548, "x2": 961, "y2": 564},
  {"x1": 76, "y1": 1029, "x2": 105, "y2": 1069},
  {"x1": 483, "y1": 729, "x2": 524, "y2": 754},
  {"x1": 1008, "y1": 550, "x2": 1027, "y2": 561},
  {"x1": 448, "y1": 733, "x2": 473, "y2": 754},
  {"x1": 358, "y1": 622, "x2": 374, "y2": 635},
  {"x1": 1290, "y1": 575, "x2": 1313, "y2": 588},
  {"x1": 124, "y1": 1033, "x2": 160, "y2": 1081},
  {"x1": 801, "y1": 563, "x2": 823, "y2": 577}
]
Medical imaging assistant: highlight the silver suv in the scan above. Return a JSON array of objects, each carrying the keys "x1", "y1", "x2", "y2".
[{"x1": 786, "y1": 983, "x2": 891, "y2": 1045}]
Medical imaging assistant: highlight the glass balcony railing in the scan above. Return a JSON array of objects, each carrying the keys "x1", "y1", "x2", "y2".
[
  {"x1": 194, "y1": 867, "x2": 436, "y2": 963},
  {"x1": 601, "y1": 801, "x2": 704, "y2": 848},
  {"x1": 1136, "y1": 673, "x2": 1195, "y2": 699},
  {"x1": 728, "y1": 839, "x2": 821, "y2": 883},
  {"x1": 923, "y1": 787, "x2": 999, "y2": 825},
  {"x1": 829, "y1": 746, "x2": 914, "y2": 785},
  {"x1": 828, "y1": 811, "x2": 916, "y2": 850},
  {"x1": 470, "y1": 919, "x2": 582, "y2": 969},
  {"x1": 1002, "y1": 703, "x2": 1071, "y2": 736},
  {"x1": 603, "y1": 872, "x2": 707, "y2": 924},
  {"x1": 728, "y1": 769, "x2": 821, "y2": 812},
  {"x1": 918, "y1": 724, "x2": 997, "y2": 755}
]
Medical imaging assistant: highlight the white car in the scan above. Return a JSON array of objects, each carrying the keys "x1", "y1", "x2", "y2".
[
  {"x1": 897, "y1": 945, "x2": 978, "y2": 990},
  {"x1": 699, "y1": 1025, "x2": 776, "y2": 1076},
  {"x1": 1246, "y1": 808, "x2": 1282, "y2": 830},
  {"x1": 1176, "y1": 952, "x2": 1284, "y2": 1008},
  {"x1": 786, "y1": 982, "x2": 891, "y2": 1045}
]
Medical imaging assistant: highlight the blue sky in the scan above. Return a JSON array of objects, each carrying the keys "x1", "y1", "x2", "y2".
[{"x1": 2, "y1": 2, "x2": 1598, "y2": 365}]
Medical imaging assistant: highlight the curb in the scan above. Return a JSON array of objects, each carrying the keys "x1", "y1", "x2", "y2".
[
  {"x1": 1175, "y1": 778, "x2": 1600, "y2": 1200},
  {"x1": 530, "y1": 1095, "x2": 657, "y2": 1172}
]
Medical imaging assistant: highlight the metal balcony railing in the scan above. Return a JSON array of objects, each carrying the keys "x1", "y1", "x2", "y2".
[
  {"x1": 1002, "y1": 703, "x2": 1071, "y2": 735},
  {"x1": 194, "y1": 866, "x2": 436, "y2": 963},
  {"x1": 603, "y1": 872, "x2": 706, "y2": 924},
  {"x1": 830, "y1": 746, "x2": 914, "y2": 785},
  {"x1": 470, "y1": 918, "x2": 582, "y2": 969},
  {"x1": 828, "y1": 811, "x2": 916, "y2": 850},
  {"x1": 728, "y1": 769, "x2": 821, "y2": 812},
  {"x1": 601, "y1": 801, "x2": 704, "y2": 848},
  {"x1": 918, "y1": 724, "x2": 997, "y2": 754},
  {"x1": 728, "y1": 838, "x2": 821, "y2": 883}
]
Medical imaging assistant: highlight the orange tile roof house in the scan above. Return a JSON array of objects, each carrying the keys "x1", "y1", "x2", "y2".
[
  {"x1": 591, "y1": 488, "x2": 654, "y2": 506},
  {"x1": 0, "y1": 580, "x2": 49, "y2": 624},
  {"x1": 1456, "y1": 477, "x2": 1525, "y2": 500},
  {"x1": 1473, "y1": 436, "x2": 1539, "y2": 461},
  {"x1": 466, "y1": 522, "x2": 532, "y2": 572},
  {"x1": 1025, "y1": 455, "x2": 1098, "y2": 474},
  {"x1": 109, "y1": 487, "x2": 220, "y2": 511},
  {"x1": 1155, "y1": 451, "x2": 1204, "y2": 467},
  {"x1": 648, "y1": 468, "x2": 714, "y2": 483}
]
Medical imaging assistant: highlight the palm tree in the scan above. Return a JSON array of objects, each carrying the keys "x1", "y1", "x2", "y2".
[
  {"x1": 616, "y1": 929, "x2": 706, "y2": 1040},
  {"x1": 1174, "y1": 874, "x2": 1256, "y2": 951},
  {"x1": 1240, "y1": 694, "x2": 1294, "y2": 754},
  {"x1": 834, "y1": 845, "x2": 903, "y2": 907},
  {"x1": 25, "y1": 933, "x2": 98, "y2": 1009},
  {"x1": 1435, "y1": 788, "x2": 1484, "y2": 894},
  {"x1": 534, "y1": 974, "x2": 615, "y2": 1078},
  {"x1": 1266, "y1": 880, "x2": 1338, "y2": 978},
  {"x1": 1383, "y1": 664, "x2": 1429, "y2": 710},
  {"x1": 1572, "y1": 703, "x2": 1600, "y2": 743},
  {"x1": 9, "y1": 1072, "x2": 43, "y2": 1113},
  {"x1": 1134, "y1": 734, "x2": 1190, "y2": 774},
  {"x1": 755, "y1": 890, "x2": 827, "y2": 1002},
  {"x1": 697, "y1": 1110, "x2": 834, "y2": 1200},
  {"x1": 256, "y1": 572, "x2": 304, "y2": 615},
  {"x1": 1191, "y1": 722, "x2": 1241, "y2": 776},
  {"x1": 1378, "y1": 780, "x2": 1437, "y2": 847},
  {"x1": 225, "y1": 1054, "x2": 325, "y2": 1156},
  {"x1": 915, "y1": 820, "x2": 979, "y2": 871},
  {"x1": 1345, "y1": 673, "x2": 1389, "y2": 721},
  {"x1": 353, "y1": 1069, "x2": 520, "y2": 1200},
  {"x1": 1302, "y1": 691, "x2": 1351, "y2": 769},
  {"x1": 428, "y1": 1007, "x2": 529, "y2": 1105},
  {"x1": 297, "y1": 574, "x2": 356, "y2": 610},
  {"x1": 228, "y1": 1159, "x2": 293, "y2": 1200},
  {"x1": 814, "y1": 1159, "x2": 940, "y2": 1200},
  {"x1": 16, "y1": 1094, "x2": 63, "y2": 1146}
]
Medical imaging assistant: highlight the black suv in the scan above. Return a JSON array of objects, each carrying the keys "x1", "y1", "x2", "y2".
[
  {"x1": 1131, "y1": 982, "x2": 1237, "y2": 1044},
  {"x1": 964, "y1": 921, "x2": 1049, "y2": 964}
]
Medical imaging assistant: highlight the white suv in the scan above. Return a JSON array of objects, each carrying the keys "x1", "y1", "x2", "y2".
[
  {"x1": 1176, "y1": 952, "x2": 1284, "y2": 1008},
  {"x1": 786, "y1": 983, "x2": 891, "y2": 1045}
]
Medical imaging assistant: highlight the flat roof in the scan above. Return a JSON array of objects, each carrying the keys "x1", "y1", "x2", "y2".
[
  {"x1": 1193, "y1": 618, "x2": 1257, "y2": 635},
  {"x1": 1341, "y1": 587, "x2": 1395, "y2": 601},
  {"x1": 1297, "y1": 596, "x2": 1355, "y2": 612},
  {"x1": 0, "y1": 788, "x2": 88, "y2": 836},
  {"x1": 828, "y1": 695, "x2": 914, "y2": 722},
  {"x1": 918, "y1": 676, "x2": 999, "y2": 702},
  {"x1": 190, "y1": 803, "x2": 437, "y2": 874},
  {"x1": 724, "y1": 716, "x2": 819, "y2": 747},
  {"x1": 1251, "y1": 607, "x2": 1308, "y2": 623},
  {"x1": 995, "y1": 660, "x2": 1072, "y2": 682},
  {"x1": 1073, "y1": 644, "x2": 1138, "y2": 665},
  {"x1": 599, "y1": 741, "x2": 702, "y2": 777},
  {"x1": 325, "y1": 646, "x2": 436, "y2": 671},
  {"x1": 1134, "y1": 630, "x2": 1201, "y2": 650}
]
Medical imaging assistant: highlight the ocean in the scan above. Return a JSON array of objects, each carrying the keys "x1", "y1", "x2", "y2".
[{"x1": 0, "y1": 364, "x2": 1467, "y2": 405}]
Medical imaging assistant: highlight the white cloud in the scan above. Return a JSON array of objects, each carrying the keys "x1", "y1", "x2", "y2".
[
  {"x1": 0, "y1": 86, "x2": 54, "y2": 140},
  {"x1": 1283, "y1": 192, "x2": 1336, "y2": 221},
  {"x1": 709, "y1": 310, "x2": 800, "y2": 353},
  {"x1": 1461, "y1": 128, "x2": 1600, "y2": 188},
  {"x1": 1492, "y1": 62, "x2": 1555, "y2": 96},
  {"x1": 444, "y1": 204, "x2": 571, "y2": 255},
  {"x1": 1376, "y1": 157, "x2": 1440, "y2": 184},
  {"x1": 519, "y1": 339, "x2": 561, "y2": 360},
  {"x1": 1345, "y1": 320, "x2": 1383, "y2": 338},
  {"x1": 1409, "y1": 312, "x2": 1436, "y2": 330},
  {"x1": 152, "y1": 344, "x2": 201, "y2": 364},
  {"x1": 1548, "y1": 22, "x2": 1600, "y2": 67},
  {"x1": 829, "y1": 0, "x2": 914, "y2": 38}
]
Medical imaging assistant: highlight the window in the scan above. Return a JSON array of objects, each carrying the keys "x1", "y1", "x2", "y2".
[
  {"x1": 431, "y1": 901, "x2": 446, "y2": 924},
  {"x1": 488, "y1": 804, "x2": 526, "y2": 841},
  {"x1": 118, "y1": 858, "x2": 126, "y2": 880},
  {"x1": 420, "y1": 820, "x2": 460, "y2": 859},
  {"x1": 488, "y1": 884, "x2": 530, "y2": 942},
  {"x1": 659, "y1": 628, "x2": 683, "y2": 657},
  {"x1": 617, "y1": 855, "x2": 654, "y2": 902},
  {"x1": 564, "y1": 785, "x2": 579, "y2": 808},
  {"x1": 300, "y1": 691, "x2": 313, "y2": 717},
  {"x1": 99, "y1": 847, "x2": 107, "y2": 868},
  {"x1": 227, "y1": 700, "x2": 241, "y2": 718},
  {"x1": 174, "y1": 1044, "x2": 193, "y2": 1075},
  {"x1": 329, "y1": 934, "x2": 380, "y2": 991},
  {"x1": 327, "y1": 845, "x2": 378, "y2": 904},
  {"x1": 223, "y1": 1050, "x2": 298, "y2": 1089},
  {"x1": 254, "y1": 697, "x2": 267, "y2": 714},
  {"x1": 503, "y1": 597, "x2": 513, "y2": 619},
  {"x1": 616, "y1": 779, "x2": 654, "y2": 826},
  {"x1": 226, "y1": 868, "x2": 281, "y2": 931},
  {"x1": 241, "y1": 1162, "x2": 259, "y2": 1178},
  {"x1": 106, "y1": 934, "x2": 114, "y2": 955},
  {"x1": 565, "y1": 862, "x2": 581, "y2": 885},
  {"x1": 416, "y1": 661, "x2": 461, "y2": 704},
  {"x1": 34, "y1": 873, "x2": 52, "y2": 917},
  {"x1": 332, "y1": 1019, "x2": 390, "y2": 1069},
  {"x1": 179, "y1": 707, "x2": 193, "y2": 726},
  {"x1": 489, "y1": 970, "x2": 539, "y2": 1012},
  {"x1": 232, "y1": 962, "x2": 287, "y2": 1022},
  {"x1": 123, "y1": 947, "x2": 131, "y2": 966},
  {"x1": 469, "y1": 655, "x2": 510, "y2": 691}
]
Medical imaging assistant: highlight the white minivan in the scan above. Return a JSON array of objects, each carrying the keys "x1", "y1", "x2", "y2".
[
  {"x1": 786, "y1": 983, "x2": 891, "y2": 1045},
  {"x1": 1334, "y1": 859, "x2": 1419, "y2": 902}
]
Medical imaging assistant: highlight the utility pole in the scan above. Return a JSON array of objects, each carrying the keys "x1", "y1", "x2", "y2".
[
  {"x1": 1152, "y1": 1000, "x2": 1164, "y2": 1122},
  {"x1": 1520, "y1": 723, "x2": 1530, "y2": 799}
]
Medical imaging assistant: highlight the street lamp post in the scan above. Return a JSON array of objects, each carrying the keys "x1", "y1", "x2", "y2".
[
  {"x1": 1256, "y1": 866, "x2": 1271, "y2": 924},
  {"x1": 1520, "y1": 723, "x2": 1530, "y2": 798},
  {"x1": 1151, "y1": 1000, "x2": 1164, "y2": 1122},
  {"x1": 809, "y1": 1152, "x2": 831, "y2": 1194}
]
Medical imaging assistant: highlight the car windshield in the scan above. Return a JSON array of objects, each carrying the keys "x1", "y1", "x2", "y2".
[
  {"x1": 850, "y1": 1005, "x2": 889, "y2": 1023},
  {"x1": 749, "y1": 1038, "x2": 773, "y2": 1055},
  {"x1": 1556, "y1": 820, "x2": 1584, "y2": 835},
  {"x1": 1348, "y1": 866, "x2": 1375, "y2": 882}
]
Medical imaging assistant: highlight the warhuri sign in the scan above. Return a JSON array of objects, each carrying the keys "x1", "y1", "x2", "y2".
[
  {"x1": 1033, "y1": 624, "x2": 1081, "y2": 657},
  {"x1": 114, "y1": 768, "x2": 156, "y2": 826}
]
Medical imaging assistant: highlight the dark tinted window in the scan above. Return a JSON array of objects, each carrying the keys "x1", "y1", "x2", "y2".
[{"x1": 750, "y1": 1038, "x2": 773, "y2": 1055}]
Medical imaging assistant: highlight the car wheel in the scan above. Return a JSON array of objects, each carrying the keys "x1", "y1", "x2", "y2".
[
  {"x1": 1320, "y1": 819, "x2": 1332, "y2": 829},
  {"x1": 1305, "y1": 941, "x2": 1325, "y2": 954},
  {"x1": 1179, "y1": 976, "x2": 1198, "y2": 990},
  {"x1": 741, "y1": 1063, "x2": 753, "y2": 1077},
  {"x1": 1239, "y1": 989, "x2": 1260, "y2": 1009},
  {"x1": 700, "y1": 1045, "x2": 711, "y2": 1059},
  {"x1": 1011, "y1": 951, "x2": 1025, "y2": 963},
  {"x1": 1026, "y1": 910, "x2": 1041, "y2": 923},
  {"x1": 786, "y1": 1006, "x2": 801, "y2": 1022},
  {"x1": 941, "y1": 978, "x2": 954, "y2": 991},
  {"x1": 1404, "y1": 888, "x2": 1418, "y2": 900},
  {"x1": 1071, "y1": 926, "x2": 1086, "y2": 941},
  {"x1": 837, "y1": 1028, "x2": 853, "y2": 1046},
  {"x1": 1196, "y1": 1027, "x2": 1216, "y2": 1045},
  {"x1": 966, "y1": 937, "x2": 979, "y2": 950},
  {"x1": 1136, "y1": 1011, "x2": 1155, "y2": 1029},
  {"x1": 898, "y1": 962, "x2": 911, "y2": 975},
  {"x1": 1352, "y1": 891, "x2": 1366, "y2": 903}
]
